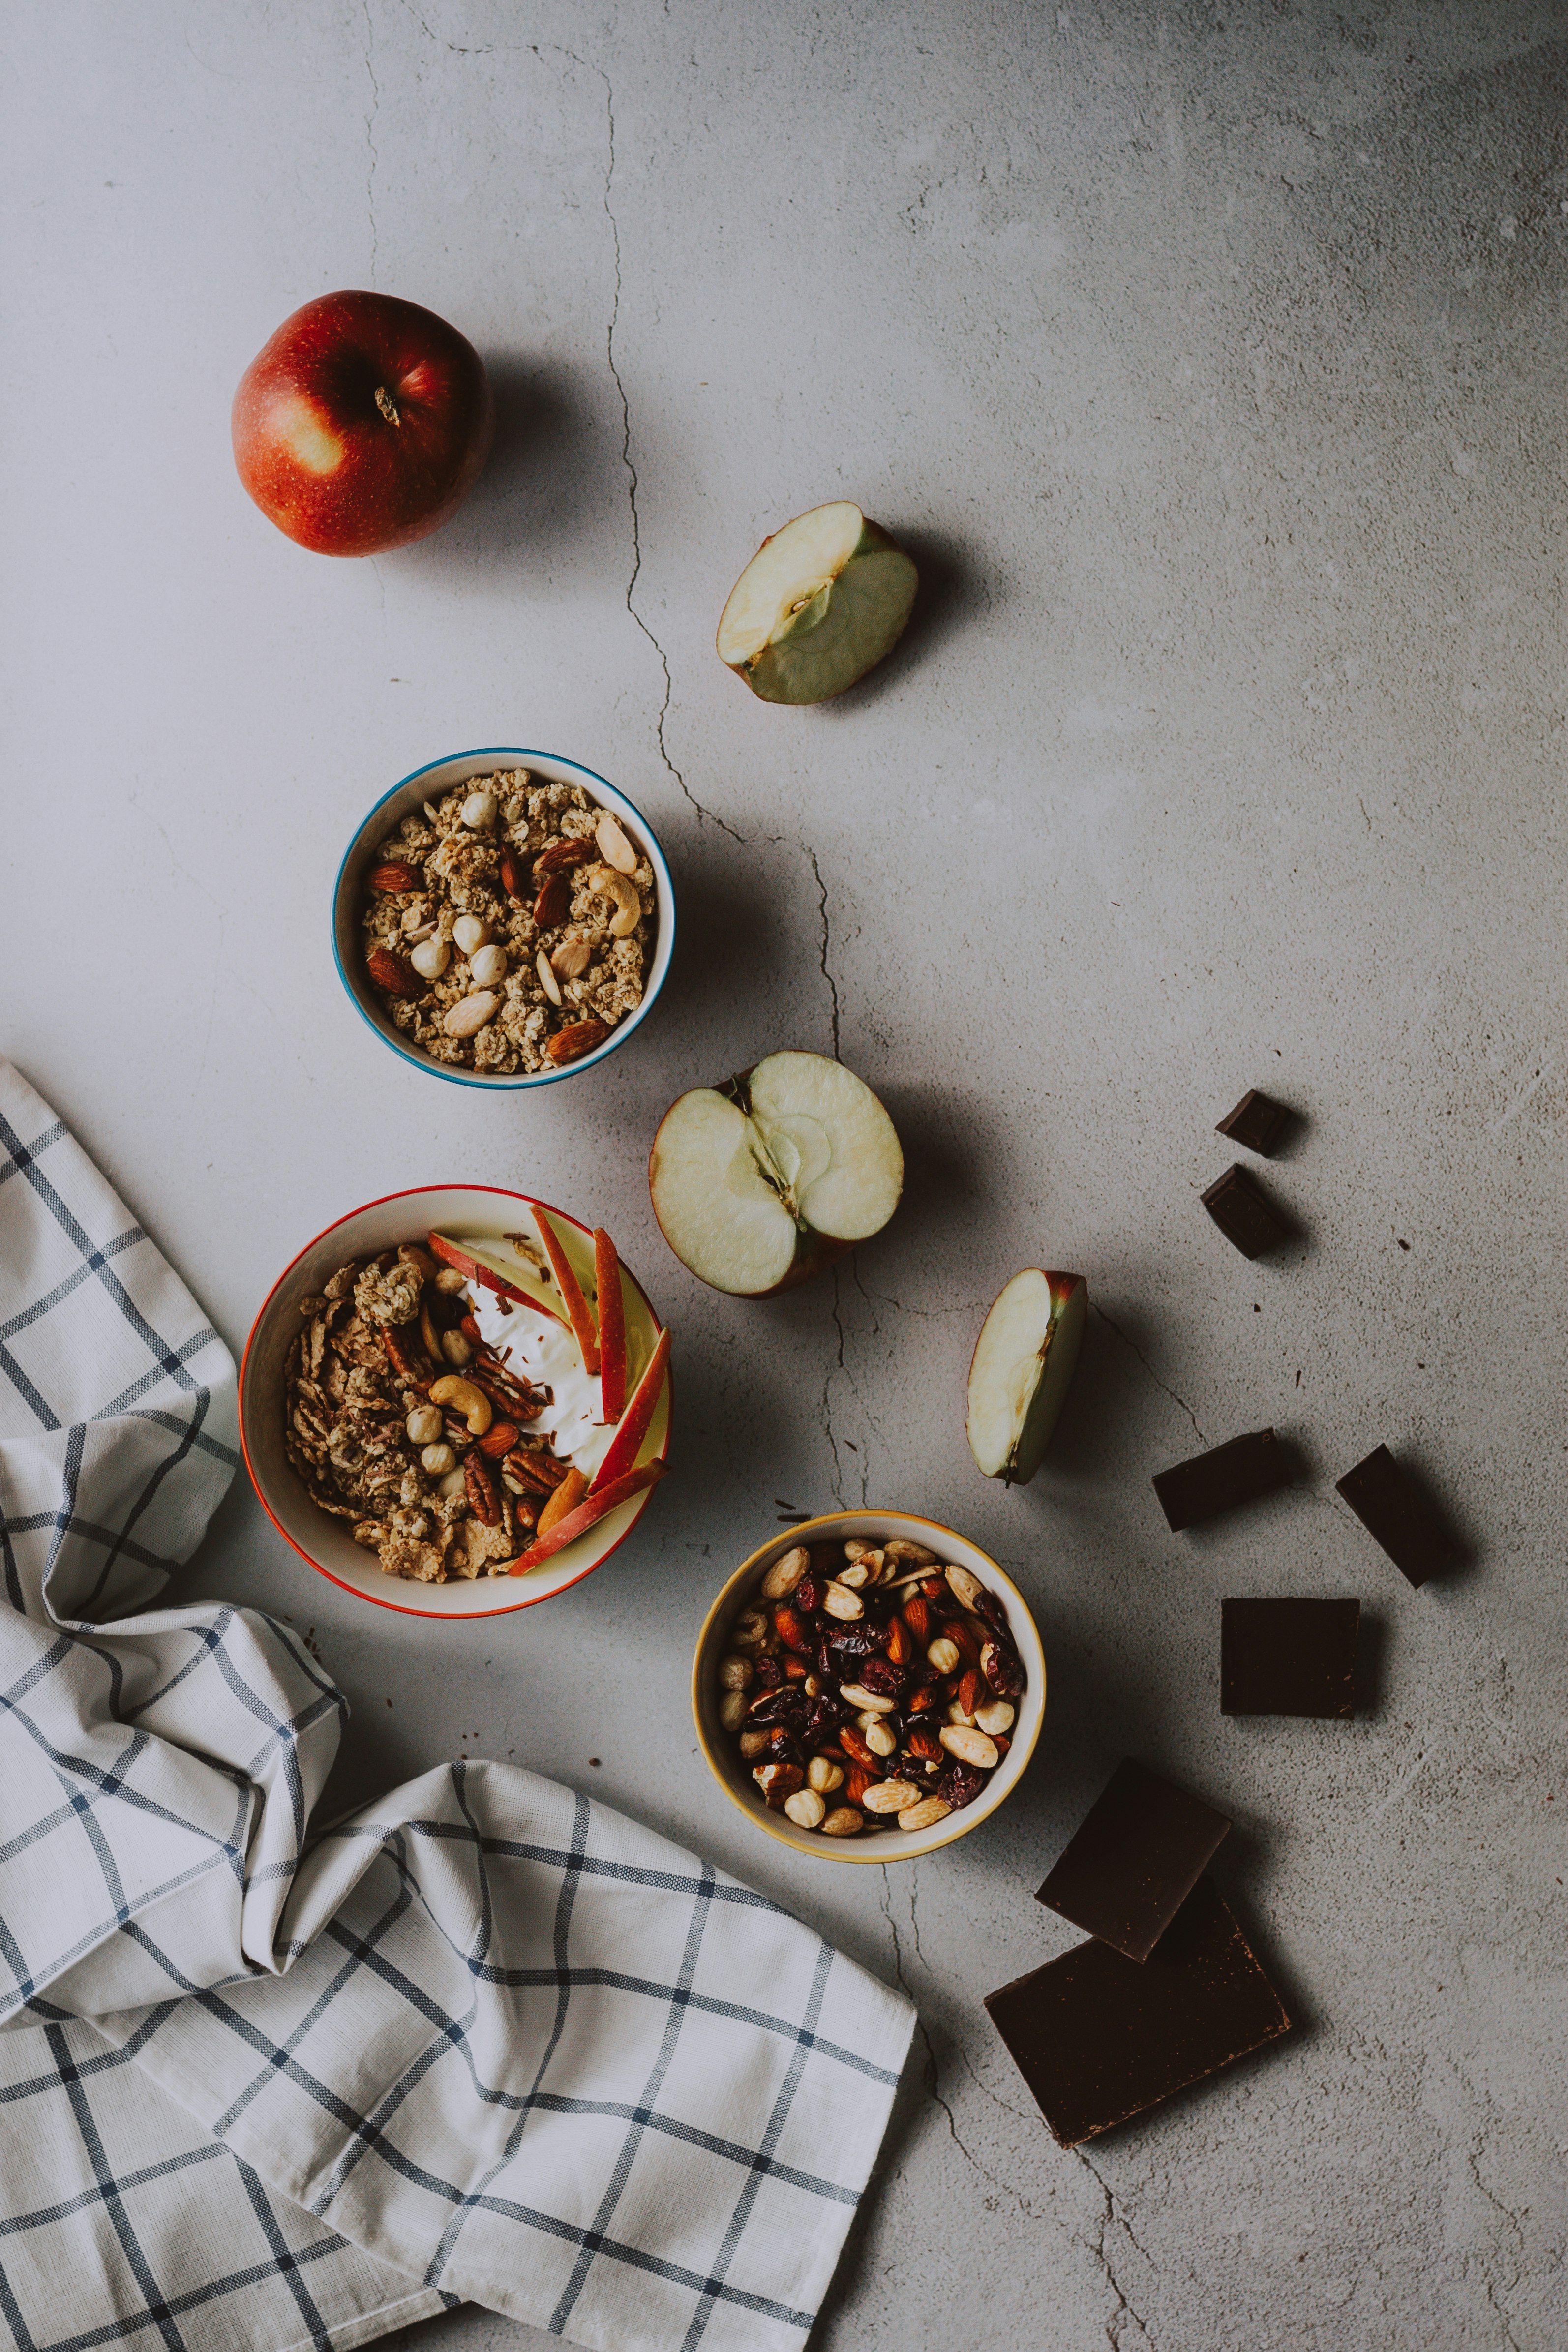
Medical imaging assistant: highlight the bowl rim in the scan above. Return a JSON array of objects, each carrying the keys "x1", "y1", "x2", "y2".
[
  {"x1": 691, "y1": 1509, "x2": 1045, "y2": 1864},
  {"x1": 332, "y1": 745, "x2": 676, "y2": 1090},
  {"x1": 239, "y1": 1182, "x2": 672, "y2": 1619}
]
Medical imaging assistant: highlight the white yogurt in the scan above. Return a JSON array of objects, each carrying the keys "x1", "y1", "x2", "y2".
[{"x1": 470, "y1": 1290, "x2": 613, "y2": 1478}]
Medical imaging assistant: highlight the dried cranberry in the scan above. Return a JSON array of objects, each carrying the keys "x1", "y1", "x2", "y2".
[
  {"x1": 746, "y1": 1686, "x2": 805, "y2": 1725},
  {"x1": 974, "y1": 1587, "x2": 1010, "y2": 1637},
  {"x1": 794, "y1": 1572, "x2": 824, "y2": 1613},
  {"x1": 937, "y1": 1761, "x2": 986, "y2": 1810},
  {"x1": 857, "y1": 1654, "x2": 905, "y2": 1698},
  {"x1": 751, "y1": 1655, "x2": 784, "y2": 1691},
  {"x1": 828, "y1": 1626, "x2": 879, "y2": 1663},
  {"x1": 802, "y1": 1696, "x2": 844, "y2": 1747},
  {"x1": 766, "y1": 1729, "x2": 803, "y2": 1766},
  {"x1": 981, "y1": 1638, "x2": 1025, "y2": 1698}
]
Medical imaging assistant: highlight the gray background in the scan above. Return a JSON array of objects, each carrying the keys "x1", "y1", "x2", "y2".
[{"x1": 4, "y1": 2, "x2": 1564, "y2": 2345}]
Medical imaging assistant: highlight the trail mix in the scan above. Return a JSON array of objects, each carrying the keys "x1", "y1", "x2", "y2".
[
  {"x1": 360, "y1": 770, "x2": 656, "y2": 1074},
  {"x1": 284, "y1": 1244, "x2": 582, "y2": 1581},
  {"x1": 716, "y1": 1539, "x2": 1025, "y2": 1836}
]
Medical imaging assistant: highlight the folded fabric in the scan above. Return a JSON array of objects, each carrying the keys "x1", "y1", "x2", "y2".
[{"x1": 0, "y1": 1060, "x2": 915, "y2": 2352}]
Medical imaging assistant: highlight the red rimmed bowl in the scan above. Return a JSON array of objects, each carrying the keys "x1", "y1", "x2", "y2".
[{"x1": 240, "y1": 1185, "x2": 671, "y2": 1617}]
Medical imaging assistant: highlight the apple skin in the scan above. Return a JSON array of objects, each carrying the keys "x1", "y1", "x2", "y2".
[
  {"x1": 232, "y1": 291, "x2": 494, "y2": 555},
  {"x1": 966, "y1": 1269, "x2": 1086, "y2": 1484}
]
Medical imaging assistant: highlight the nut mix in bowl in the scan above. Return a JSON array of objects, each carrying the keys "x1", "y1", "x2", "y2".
[{"x1": 361, "y1": 767, "x2": 657, "y2": 1074}]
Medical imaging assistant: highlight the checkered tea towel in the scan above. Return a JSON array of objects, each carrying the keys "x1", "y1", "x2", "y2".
[{"x1": 0, "y1": 1060, "x2": 916, "y2": 2352}]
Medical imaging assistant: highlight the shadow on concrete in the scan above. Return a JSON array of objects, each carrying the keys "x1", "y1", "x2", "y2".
[{"x1": 809, "y1": 526, "x2": 989, "y2": 716}]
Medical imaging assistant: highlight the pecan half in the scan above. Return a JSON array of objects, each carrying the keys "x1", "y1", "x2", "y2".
[
  {"x1": 380, "y1": 1327, "x2": 432, "y2": 1389},
  {"x1": 464, "y1": 1451, "x2": 500, "y2": 1525}
]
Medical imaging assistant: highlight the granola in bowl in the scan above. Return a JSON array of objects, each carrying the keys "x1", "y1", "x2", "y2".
[
  {"x1": 359, "y1": 769, "x2": 656, "y2": 1074},
  {"x1": 284, "y1": 1241, "x2": 606, "y2": 1583}
]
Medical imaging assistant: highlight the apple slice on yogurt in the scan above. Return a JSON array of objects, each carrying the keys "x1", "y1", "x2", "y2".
[
  {"x1": 717, "y1": 502, "x2": 918, "y2": 704},
  {"x1": 649, "y1": 1049, "x2": 903, "y2": 1295},
  {"x1": 966, "y1": 1270, "x2": 1087, "y2": 1484},
  {"x1": 427, "y1": 1229, "x2": 566, "y2": 1324}
]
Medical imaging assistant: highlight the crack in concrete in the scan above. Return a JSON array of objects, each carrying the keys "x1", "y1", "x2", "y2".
[
  {"x1": 1466, "y1": 2141, "x2": 1527, "y2": 2350},
  {"x1": 362, "y1": 0, "x2": 380, "y2": 277},
  {"x1": 1078, "y1": 2148, "x2": 1160, "y2": 2350},
  {"x1": 1092, "y1": 1303, "x2": 1208, "y2": 1447},
  {"x1": 808, "y1": 848, "x2": 842, "y2": 1057},
  {"x1": 824, "y1": 1266, "x2": 847, "y2": 1505}
]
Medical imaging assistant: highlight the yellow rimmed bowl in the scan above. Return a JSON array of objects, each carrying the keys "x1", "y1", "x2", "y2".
[{"x1": 693, "y1": 1510, "x2": 1045, "y2": 1864}]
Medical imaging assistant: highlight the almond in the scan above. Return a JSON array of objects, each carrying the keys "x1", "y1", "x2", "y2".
[
  {"x1": 476, "y1": 1420, "x2": 521, "y2": 1458},
  {"x1": 862, "y1": 1779, "x2": 919, "y2": 1815},
  {"x1": 533, "y1": 838, "x2": 592, "y2": 875},
  {"x1": 545, "y1": 1018, "x2": 610, "y2": 1065},
  {"x1": 366, "y1": 945, "x2": 423, "y2": 998},
  {"x1": 368, "y1": 860, "x2": 421, "y2": 893},
  {"x1": 499, "y1": 847, "x2": 526, "y2": 898},
  {"x1": 442, "y1": 990, "x2": 501, "y2": 1038},
  {"x1": 533, "y1": 872, "x2": 571, "y2": 929},
  {"x1": 595, "y1": 811, "x2": 638, "y2": 874},
  {"x1": 551, "y1": 935, "x2": 592, "y2": 980}
]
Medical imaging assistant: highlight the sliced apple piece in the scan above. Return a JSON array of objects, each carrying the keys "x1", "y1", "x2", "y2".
[
  {"x1": 649, "y1": 1050, "x2": 903, "y2": 1296},
  {"x1": 591, "y1": 1325, "x2": 670, "y2": 1494},
  {"x1": 594, "y1": 1227, "x2": 627, "y2": 1423},
  {"x1": 533, "y1": 1206, "x2": 600, "y2": 1376},
  {"x1": 966, "y1": 1270, "x2": 1087, "y2": 1484},
  {"x1": 427, "y1": 1229, "x2": 565, "y2": 1324},
  {"x1": 508, "y1": 1459, "x2": 668, "y2": 1576},
  {"x1": 717, "y1": 502, "x2": 918, "y2": 704}
]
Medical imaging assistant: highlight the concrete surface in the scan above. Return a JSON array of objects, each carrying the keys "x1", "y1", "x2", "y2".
[{"x1": 4, "y1": 1, "x2": 1565, "y2": 2345}]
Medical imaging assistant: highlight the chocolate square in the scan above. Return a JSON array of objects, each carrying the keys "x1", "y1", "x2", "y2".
[
  {"x1": 1201, "y1": 1164, "x2": 1292, "y2": 1258},
  {"x1": 1336, "y1": 1445, "x2": 1452, "y2": 1589},
  {"x1": 1036, "y1": 1760, "x2": 1232, "y2": 1962},
  {"x1": 1152, "y1": 1428, "x2": 1291, "y2": 1532},
  {"x1": 1221, "y1": 1598, "x2": 1359, "y2": 1717},
  {"x1": 986, "y1": 1876, "x2": 1291, "y2": 2146},
  {"x1": 1216, "y1": 1090, "x2": 1290, "y2": 1156}
]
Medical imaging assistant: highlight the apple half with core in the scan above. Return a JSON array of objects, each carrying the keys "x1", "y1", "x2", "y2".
[
  {"x1": 649, "y1": 1050, "x2": 903, "y2": 1295},
  {"x1": 717, "y1": 502, "x2": 918, "y2": 703},
  {"x1": 232, "y1": 290, "x2": 493, "y2": 555},
  {"x1": 966, "y1": 1270, "x2": 1087, "y2": 1484}
]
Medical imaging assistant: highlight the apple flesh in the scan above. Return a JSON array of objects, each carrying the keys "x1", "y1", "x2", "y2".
[
  {"x1": 716, "y1": 502, "x2": 918, "y2": 704},
  {"x1": 232, "y1": 290, "x2": 493, "y2": 555},
  {"x1": 649, "y1": 1050, "x2": 903, "y2": 1296},
  {"x1": 426, "y1": 1230, "x2": 565, "y2": 1325},
  {"x1": 966, "y1": 1270, "x2": 1087, "y2": 1484}
]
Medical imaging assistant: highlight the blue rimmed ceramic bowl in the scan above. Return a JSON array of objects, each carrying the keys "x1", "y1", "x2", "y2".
[{"x1": 332, "y1": 746, "x2": 676, "y2": 1089}]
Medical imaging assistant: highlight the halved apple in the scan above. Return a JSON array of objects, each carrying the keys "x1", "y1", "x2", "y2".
[
  {"x1": 966, "y1": 1270, "x2": 1087, "y2": 1484},
  {"x1": 427, "y1": 1229, "x2": 566, "y2": 1324},
  {"x1": 717, "y1": 502, "x2": 918, "y2": 704},
  {"x1": 649, "y1": 1050, "x2": 903, "y2": 1296}
]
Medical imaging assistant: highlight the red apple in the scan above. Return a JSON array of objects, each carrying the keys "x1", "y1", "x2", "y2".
[
  {"x1": 232, "y1": 290, "x2": 494, "y2": 555},
  {"x1": 533, "y1": 1207, "x2": 600, "y2": 1376},
  {"x1": 594, "y1": 1227, "x2": 628, "y2": 1423},
  {"x1": 590, "y1": 1325, "x2": 671, "y2": 1494},
  {"x1": 509, "y1": 1460, "x2": 668, "y2": 1576}
]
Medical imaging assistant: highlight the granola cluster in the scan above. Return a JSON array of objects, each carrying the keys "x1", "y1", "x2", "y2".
[
  {"x1": 360, "y1": 771, "x2": 656, "y2": 1075},
  {"x1": 284, "y1": 1244, "x2": 573, "y2": 1582}
]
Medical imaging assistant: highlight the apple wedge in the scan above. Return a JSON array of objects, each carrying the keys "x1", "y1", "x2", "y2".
[
  {"x1": 649, "y1": 1050, "x2": 903, "y2": 1296},
  {"x1": 717, "y1": 502, "x2": 918, "y2": 704},
  {"x1": 966, "y1": 1270, "x2": 1087, "y2": 1484},
  {"x1": 594, "y1": 1227, "x2": 627, "y2": 1423},
  {"x1": 533, "y1": 1206, "x2": 600, "y2": 1376},
  {"x1": 508, "y1": 1460, "x2": 667, "y2": 1576},
  {"x1": 591, "y1": 1325, "x2": 670, "y2": 1494},
  {"x1": 427, "y1": 1229, "x2": 566, "y2": 1324}
]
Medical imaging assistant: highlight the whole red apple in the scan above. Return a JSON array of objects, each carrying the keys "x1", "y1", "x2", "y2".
[{"x1": 231, "y1": 290, "x2": 494, "y2": 556}]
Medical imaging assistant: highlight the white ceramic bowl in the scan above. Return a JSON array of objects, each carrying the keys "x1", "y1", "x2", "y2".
[
  {"x1": 332, "y1": 746, "x2": 675, "y2": 1089},
  {"x1": 241, "y1": 1184, "x2": 671, "y2": 1618},
  {"x1": 693, "y1": 1511, "x2": 1045, "y2": 1864}
]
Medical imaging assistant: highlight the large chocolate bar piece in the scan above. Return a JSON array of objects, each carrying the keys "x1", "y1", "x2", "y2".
[
  {"x1": 1215, "y1": 1089, "x2": 1290, "y2": 1156},
  {"x1": 1221, "y1": 1597, "x2": 1359, "y2": 1717},
  {"x1": 1336, "y1": 1444, "x2": 1452, "y2": 1589},
  {"x1": 1152, "y1": 1427, "x2": 1291, "y2": 1532},
  {"x1": 1036, "y1": 1759, "x2": 1232, "y2": 1963},
  {"x1": 986, "y1": 1876, "x2": 1291, "y2": 2146},
  {"x1": 1201, "y1": 1163, "x2": 1292, "y2": 1258}
]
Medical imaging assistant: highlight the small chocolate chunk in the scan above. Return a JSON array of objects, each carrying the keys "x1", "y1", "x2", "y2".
[
  {"x1": 1215, "y1": 1090, "x2": 1291, "y2": 1157},
  {"x1": 1152, "y1": 1428, "x2": 1291, "y2": 1532},
  {"x1": 1221, "y1": 1597, "x2": 1359, "y2": 1717},
  {"x1": 1201, "y1": 1164, "x2": 1293, "y2": 1258},
  {"x1": 1335, "y1": 1444, "x2": 1453, "y2": 1589},
  {"x1": 1037, "y1": 1760, "x2": 1232, "y2": 1963},
  {"x1": 985, "y1": 1877, "x2": 1291, "y2": 2146}
]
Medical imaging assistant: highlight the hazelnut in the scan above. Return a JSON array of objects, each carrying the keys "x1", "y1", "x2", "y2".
[
  {"x1": 452, "y1": 914, "x2": 492, "y2": 956},
  {"x1": 406, "y1": 1405, "x2": 443, "y2": 1446},
  {"x1": 421, "y1": 1442, "x2": 456, "y2": 1475},
  {"x1": 410, "y1": 935, "x2": 450, "y2": 981},
  {"x1": 461, "y1": 788, "x2": 499, "y2": 831},
  {"x1": 468, "y1": 943, "x2": 508, "y2": 987}
]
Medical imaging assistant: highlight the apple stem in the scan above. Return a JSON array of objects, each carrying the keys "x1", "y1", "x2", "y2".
[{"x1": 374, "y1": 385, "x2": 401, "y2": 426}]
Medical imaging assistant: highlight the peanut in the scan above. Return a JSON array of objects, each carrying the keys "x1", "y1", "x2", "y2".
[
  {"x1": 926, "y1": 1636, "x2": 961, "y2": 1674},
  {"x1": 865, "y1": 1721, "x2": 896, "y2": 1759},
  {"x1": 839, "y1": 1683, "x2": 895, "y2": 1714},
  {"x1": 820, "y1": 1807, "x2": 863, "y2": 1837},
  {"x1": 975, "y1": 1699, "x2": 1015, "y2": 1736},
  {"x1": 783, "y1": 1788, "x2": 827, "y2": 1830},
  {"x1": 719, "y1": 1691, "x2": 747, "y2": 1732},
  {"x1": 718, "y1": 1655, "x2": 753, "y2": 1692},
  {"x1": 807, "y1": 1757, "x2": 844, "y2": 1794}
]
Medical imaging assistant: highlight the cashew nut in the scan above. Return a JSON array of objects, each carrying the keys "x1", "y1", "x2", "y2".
[
  {"x1": 601, "y1": 869, "x2": 641, "y2": 937},
  {"x1": 428, "y1": 1374, "x2": 492, "y2": 1435}
]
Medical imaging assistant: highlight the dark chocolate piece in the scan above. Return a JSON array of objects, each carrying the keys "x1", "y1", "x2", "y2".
[
  {"x1": 1152, "y1": 1427, "x2": 1291, "y2": 1532},
  {"x1": 1201, "y1": 1163, "x2": 1292, "y2": 1258},
  {"x1": 1335, "y1": 1444, "x2": 1452, "y2": 1589},
  {"x1": 1036, "y1": 1760, "x2": 1231, "y2": 1962},
  {"x1": 1221, "y1": 1597, "x2": 1359, "y2": 1717},
  {"x1": 985, "y1": 1876, "x2": 1290, "y2": 2146},
  {"x1": 1216, "y1": 1089, "x2": 1290, "y2": 1156}
]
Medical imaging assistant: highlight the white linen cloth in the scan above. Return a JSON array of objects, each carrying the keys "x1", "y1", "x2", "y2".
[{"x1": 0, "y1": 1061, "x2": 915, "y2": 2352}]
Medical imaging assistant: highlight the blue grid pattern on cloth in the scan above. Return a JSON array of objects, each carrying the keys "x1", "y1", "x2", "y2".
[{"x1": 0, "y1": 1061, "x2": 916, "y2": 2352}]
